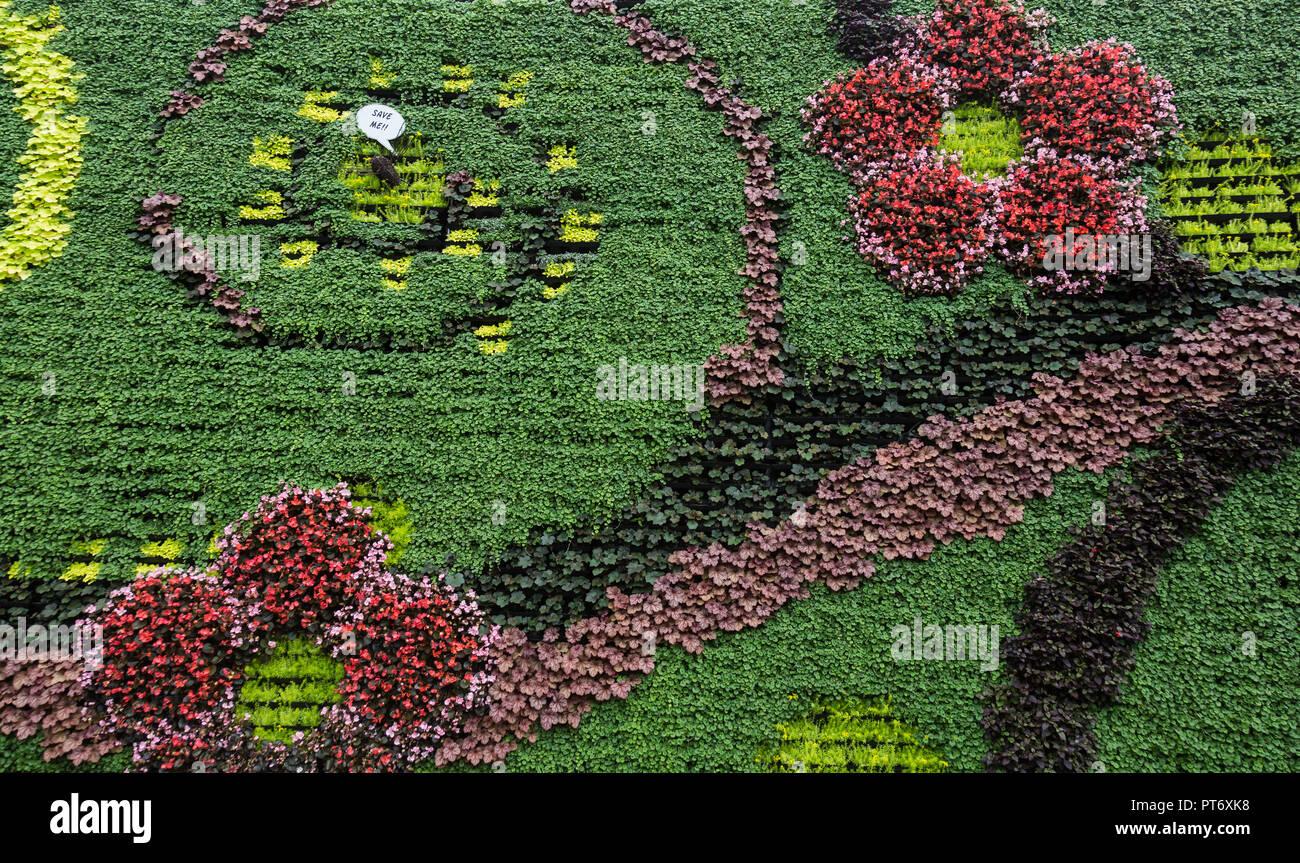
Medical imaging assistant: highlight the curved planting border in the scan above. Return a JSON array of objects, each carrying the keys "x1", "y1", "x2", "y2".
[
  {"x1": 434, "y1": 297, "x2": 1300, "y2": 765},
  {"x1": 136, "y1": 0, "x2": 784, "y2": 404},
  {"x1": 983, "y1": 379, "x2": 1300, "y2": 772}
]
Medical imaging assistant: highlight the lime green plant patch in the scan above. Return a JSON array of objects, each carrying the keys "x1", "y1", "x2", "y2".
[
  {"x1": 759, "y1": 695, "x2": 948, "y2": 773},
  {"x1": 236, "y1": 638, "x2": 344, "y2": 746},
  {"x1": 937, "y1": 104, "x2": 1023, "y2": 181},
  {"x1": 0, "y1": 2, "x2": 86, "y2": 285}
]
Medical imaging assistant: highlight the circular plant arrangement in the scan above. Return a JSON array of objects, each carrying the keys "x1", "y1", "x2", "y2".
[
  {"x1": 803, "y1": 0, "x2": 1179, "y2": 296},
  {"x1": 80, "y1": 484, "x2": 499, "y2": 772},
  {"x1": 147, "y1": 48, "x2": 602, "y2": 353},
  {"x1": 137, "y1": 0, "x2": 755, "y2": 362}
]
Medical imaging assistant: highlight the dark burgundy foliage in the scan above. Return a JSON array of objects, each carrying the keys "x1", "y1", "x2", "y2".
[
  {"x1": 983, "y1": 379, "x2": 1300, "y2": 772},
  {"x1": 831, "y1": 0, "x2": 906, "y2": 62}
]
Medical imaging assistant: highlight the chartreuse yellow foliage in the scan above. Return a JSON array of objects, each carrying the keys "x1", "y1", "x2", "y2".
[
  {"x1": 349, "y1": 482, "x2": 414, "y2": 564},
  {"x1": 280, "y1": 239, "x2": 318, "y2": 269},
  {"x1": 760, "y1": 696, "x2": 948, "y2": 773},
  {"x1": 369, "y1": 56, "x2": 391, "y2": 88},
  {"x1": 134, "y1": 538, "x2": 184, "y2": 574},
  {"x1": 249, "y1": 135, "x2": 292, "y2": 171},
  {"x1": 475, "y1": 319, "x2": 511, "y2": 354},
  {"x1": 61, "y1": 538, "x2": 105, "y2": 581},
  {"x1": 559, "y1": 209, "x2": 601, "y2": 243},
  {"x1": 379, "y1": 255, "x2": 411, "y2": 290},
  {"x1": 466, "y1": 178, "x2": 499, "y2": 207},
  {"x1": 542, "y1": 260, "x2": 575, "y2": 299},
  {"x1": 498, "y1": 70, "x2": 533, "y2": 108},
  {"x1": 444, "y1": 227, "x2": 481, "y2": 256},
  {"x1": 546, "y1": 144, "x2": 578, "y2": 173},
  {"x1": 240, "y1": 189, "x2": 284, "y2": 220},
  {"x1": 442, "y1": 64, "x2": 472, "y2": 92},
  {"x1": 298, "y1": 90, "x2": 342, "y2": 124},
  {"x1": 0, "y1": 3, "x2": 87, "y2": 285},
  {"x1": 138, "y1": 538, "x2": 182, "y2": 560},
  {"x1": 236, "y1": 638, "x2": 344, "y2": 744}
]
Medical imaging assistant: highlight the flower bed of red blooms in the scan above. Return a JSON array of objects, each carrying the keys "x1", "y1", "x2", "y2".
[
  {"x1": 994, "y1": 153, "x2": 1147, "y2": 291},
  {"x1": 803, "y1": 0, "x2": 1179, "y2": 296},
  {"x1": 804, "y1": 60, "x2": 942, "y2": 177},
  {"x1": 849, "y1": 154, "x2": 995, "y2": 295},
  {"x1": 81, "y1": 484, "x2": 498, "y2": 772},
  {"x1": 1017, "y1": 38, "x2": 1180, "y2": 172},
  {"x1": 913, "y1": 0, "x2": 1048, "y2": 102}
]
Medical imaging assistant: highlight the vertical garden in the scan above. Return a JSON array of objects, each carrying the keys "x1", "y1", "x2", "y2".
[{"x1": 0, "y1": 0, "x2": 1297, "y2": 774}]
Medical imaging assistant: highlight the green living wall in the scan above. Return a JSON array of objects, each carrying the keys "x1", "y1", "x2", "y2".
[{"x1": 1, "y1": 0, "x2": 1298, "y2": 773}]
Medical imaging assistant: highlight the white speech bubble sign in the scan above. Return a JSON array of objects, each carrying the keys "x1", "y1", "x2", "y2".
[{"x1": 355, "y1": 103, "x2": 406, "y2": 155}]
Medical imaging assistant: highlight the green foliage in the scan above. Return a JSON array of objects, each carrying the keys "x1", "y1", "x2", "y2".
[
  {"x1": 432, "y1": 464, "x2": 1114, "y2": 772},
  {"x1": 2, "y1": 0, "x2": 1300, "y2": 774},
  {"x1": 1092, "y1": 451, "x2": 1300, "y2": 772},
  {"x1": 759, "y1": 695, "x2": 948, "y2": 773},
  {"x1": 235, "y1": 638, "x2": 343, "y2": 746},
  {"x1": 1161, "y1": 132, "x2": 1300, "y2": 272},
  {"x1": 0, "y1": 0, "x2": 747, "y2": 584}
]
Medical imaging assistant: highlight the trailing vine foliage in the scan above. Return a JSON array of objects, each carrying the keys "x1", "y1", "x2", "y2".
[{"x1": 983, "y1": 378, "x2": 1300, "y2": 772}]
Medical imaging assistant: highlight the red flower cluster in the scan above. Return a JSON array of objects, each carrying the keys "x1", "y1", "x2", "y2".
[
  {"x1": 221, "y1": 489, "x2": 375, "y2": 631},
  {"x1": 84, "y1": 484, "x2": 497, "y2": 772},
  {"x1": 88, "y1": 572, "x2": 242, "y2": 759},
  {"x1": 330, "y1": 573, "x2": 488, "y2": 770},
  {"x1": 849, "y1": 155, "x2": 994, "y2": 295},
  {"x1": 915, "y1": 0, "x2": 1047, "y2": 101},
  {"x1": 804, "y1": 0, "x2": 1178, "y2": 296},
  {"x1": 803, "y1": 59, "x2": 942, "y2": 177},
  {"x1": 1019, "y1": 40, "x2": 1180, "y2": 171},
  {"x1": 994, "y1": 153, "x2": 1144, "y2": 291}
]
